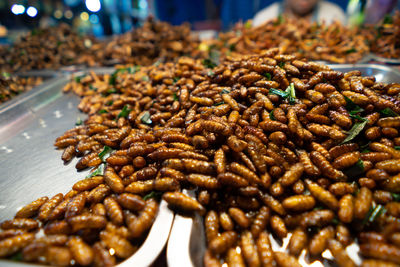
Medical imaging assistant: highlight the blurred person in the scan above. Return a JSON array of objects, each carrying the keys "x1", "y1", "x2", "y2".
[
  {"x1": 364, "y1": 0, "x2": 398, "y2": 23},
  {"x1": 253, "y1": 0, "x2": 346, "y2": 26}
]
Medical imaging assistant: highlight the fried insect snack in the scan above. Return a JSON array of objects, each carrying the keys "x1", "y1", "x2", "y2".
[
  {"x1": 0, "y1": 73, "x2": 43, "y2": 103},
  {"x1": 3, "y1": 49, "x2": 400, "y2": 266},
  {"x1": 206, "y1": 16, "x2": 369, "y2": 63}
]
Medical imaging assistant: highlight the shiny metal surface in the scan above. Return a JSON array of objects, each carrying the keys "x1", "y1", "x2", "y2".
[
  {"x1": 370, "y1": 54, "x2": 400, "y2": 65},
  {"x1": 328, "y1": 63, "x2": 400, "y2": 83},
  {"x1": 0, "y1": 69, "x2": 173, "y2": 267},
  {"x1": 166, "y1": 63, "x2": 399, "y2": 267}
]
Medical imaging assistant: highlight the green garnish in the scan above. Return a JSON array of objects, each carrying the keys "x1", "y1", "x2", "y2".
[
  {"x1": 173, "y1": 93, "x2": 179, "y2": 101},
  {"x1": 106, "y1": 100, "x2": 113, "y2": 106},
  {"x1": 379, "y1": 107, "x2": 399, "y2": 117},
  {"x1": 383, "y1": 14, "x2": 393, "y2": 24},
  {"x1": 269, "y1": 109, "x2": 276, "y2": 120},
  {"x1": 87, "y1": 163, "x2": 105, "y2": 177},
  {"x1": 220, "y1": 89, "x2": 230, "y2": 94},
  {"x1": 117, "y1": 105, "x2": 131, "y2": 119},
  {"x1": 344, "y1": 96, "x2": 364, "y2": 115},
  {"x1": 213, "y1": 101, "x2": 225, "y2": 106},
  {"x1": 140, "y1": 111, "x2": 152, "y2": 125},
  {"x1": 207, "y1": 70, "x2": 215, "y2": 77},
  {"x1": 275, "y1": 14, "x2": 284, "y2": 25},
  {"x1": 1, "y1": 72, "x2": 11, "y2": 78},
  {"x1": 141, "y1": 76, "x2": 149, "y2": 82},
  {"x1": 10, "y1": 252, "x2": 23, "y2": 261},
  {"x1": 74, "y1": 75, "x2": 85, "y2": 83},
  {"x1": 98, "y1": 146, "x2": 113, "y2": 162},
  {"x1": 395, "y1": 146, "x2": 400, "y2": 150},
  {"x1": 269, "y1": 83, "x2": 296, "y2": 104},
  {"x1": 98, "y1": 109, "x2": 108, "y2": 114},
  {"x1": 244, "y1": 20, "x2": 252, "y2": 29},
  {"x1": 343, "y1": 159, "x2": 365, "y2": 179},
  {"x1": 278, "y1": 62, "x2": 285, "y2": 68},
  {"x1": 391, "y1": 193, "x2": 400, "y2": 201},
  {"x1": 202, "y1": 49, "x2": 221, "y2": 68},
  {"x1": 264, "y1": 73, "x2": 272, "y2": 80},
  {"x1": 173, "y1": 77, "x2": 180, "y2": 84},
  {"x1": 75, "y1": 117, "x2": 83, "y2": 126},
  {"x1": 143, "y1": 191, "x2": 162, "y2": 200},
  {"x1": 340, "y1": 116, "x2": 369, "y2": 144},
  {"x1": 345, "y1": 48, "x2": 357, "y2": 54},
  {"x1": 367, "y1": 204, "x2": 386, "y2": 224},
  {"x1": 89, "y1": 85, "x2": 97, "y2": 91}
]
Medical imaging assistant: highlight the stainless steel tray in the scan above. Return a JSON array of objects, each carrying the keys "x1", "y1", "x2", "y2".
[
  {"x1": 0, "y1": 69, "x2": 174, "y2": 267},
  {"x1": 328, "y1": 63, "x2": 400, "y2": 83},
  {"x1": 370, "y1": 54, "x2": 400, "y2": 65},
  {"x1": 166, "y1": 63, "x2": 400, "y2": 267}
]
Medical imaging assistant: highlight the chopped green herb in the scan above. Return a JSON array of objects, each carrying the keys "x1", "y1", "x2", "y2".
[
  {"x1": 391, "y1": 193, "x2": 400, "y2": 201},
  {"x1": 344, "y1": 96, "x2": 364, "y2": 115},
  {"x1": 383, "y1": 14, "x2": 393, "y2": 24},
  {"x1": 106, "y1": 100, "x2": 113, "y2": 106},
  {"x1": 89, "y1": 85, "x2": 97, "y2": 91},
  {"x1": 343, "y1": 159, "x2": 365, "y2": 179},
  {"x1": 269, "y1": 109, "x2": 276, "y2": 120},
  {"x1": 220, "y1": 89, "x2": 230, "y2": 94},
  {"x1": 117, "y1": 105, "x2": 131, "y2": 119},
  {"x1": 244, "y1": 20, "x2": 252, "y2": 29},
  {"x1": 275, "y1": 14, "x2": 284, "y2": 25},
  {"x1": 263, "y1": 73, "x2": 272, "y2": 80},
  {"x1": 98, "y1": 146, "x2": 113, "y2": 162},
  {"x1": 173, "y1": 77, "x2": 180, "y2": 84},
  {"x1": 367, "y1": 204, "x2": 386, "y2": 224},
  {"x1": 106, "y1": 88, "x2": 117, "y2": 94},
  {"x1": 128, "y1": 65, "x2": 141, "y2": 74},
  {"x1": 287, "y1": 83, "x2": 296, "y2": 104},
  {"x1": 98, "y1": 109, "x2": 108, "y2": 114},
  {"x1": 74, "y1": 75, "x2": 85, "y2": 83},
  {"x1": 75, "y1": 117, "x2": 83, "y2": 126},
  {"x1": 361, "y1": 148, "x2": 371, "y2": 153},
  {"x1": 278, "y1": 62, "x2": 285, "y2": 68},
  {"x1": 87, "y1": 163, "x2": 105, "y2": 178},
  {"x1": 109, "y1": 73, "x2": 117, "y2": 85},
  {"x1": 340, "y1": 117, "x2": 369, "y2": 144},
  {"x1": 213, "y1": 101, "x2": 225, "y2": 106},
  {"x1": 207, "y1": 70, "x2": 215, "y2": 77},
  {"x1": 379, "y1": 107, "x2": 399, "y2": 117},
  {"x1": 1, "y1": 72, "x2": 11, "y2": 78},
  {"x1": 173, "y1": 93, "x2": 179, "y2": 101},
  {"x1": 203, "y1": 59, "x2": 217, "y2": 69},
  {"x1": 345, "y1": 48, "x2": 357, "y2": 54},
  {"x1": 228, "y1": 43, "x2": 236, "y2": 51},
  {"x1": 395, "y1": 146, "x2": 400, "y2": 150},
  {"x1": 140, "y1": 111, "x2": 152, "y2": 125},
  {"x1": 141, "y1": 76, "x2": 149, "y2": 82},
  {"x1": 269, "y1": 88, "x2": 289, "y2": 98},
  {"x1": 313, "y1": 205, "x2": 324, "y2": 211},
  {"x1": 10, "y1": 252, "x2": 23, "y2": 261},
  {"x1": 143, "y1": 191, "x2": 162, "y2": 200}
]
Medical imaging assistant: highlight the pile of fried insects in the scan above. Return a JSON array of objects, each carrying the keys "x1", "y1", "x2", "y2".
[{"x1": 1, "y1": 49, "x2": 400, "y2": 267}]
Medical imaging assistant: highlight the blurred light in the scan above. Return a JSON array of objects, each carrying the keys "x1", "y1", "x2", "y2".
[
  {"x1": 89, "y1": 14, "x2": 99, "y2": 24},
  {"x1": 64, "y1": 10, "x2": 73, "y2": 19},
  {"x1": 138, "y1": 0, "x2": 148, "y2": 10},
  {"x1": 11, "y1": 4, "x2": 25, "y2": 15},
  {"x1": 54, "y1": 10, "x2": 62, "y2": 19},
  {"x1": 80, "y1": 12, "x2": 89, "y2": 21},
  {"x1": 85, "y1": 0, "x2": 101, "y2": 12},
  {"x1": 26, "y1": 6, "x2": 38, "y2": 17}
]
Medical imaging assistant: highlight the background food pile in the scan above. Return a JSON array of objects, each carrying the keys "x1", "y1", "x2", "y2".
[
  {"x1": 0, "y1": 72, "x2": 43, "y2": 103},
  {"x1": 1, "y1": 47, "x2": 400, "y2": 266}
]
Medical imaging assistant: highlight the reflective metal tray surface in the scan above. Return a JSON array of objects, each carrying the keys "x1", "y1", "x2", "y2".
[
  {"x1": 166, "y1": 63, "x2": 400, "y2": 267},
  {"x1": 0, "y1": 69, "x2": 173, "y2": 266}
]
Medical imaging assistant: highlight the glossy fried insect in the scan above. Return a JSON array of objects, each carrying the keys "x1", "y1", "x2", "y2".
[
  {"x1": 163, "y1": 192, "x2": 205, "y2": 214},
  {"x1": 65, "y1": 192, "x2": 87, "y2": 218},
  {"x1": 282, "y1": 195, "x2": 315, "y2": 212},
  {"x1": 288, "y1": 228, "x2": 307, "y2": 256},
  {"x1": 240, "y1": 231, "x2": 260, "y2": 267},
  {"x1": 103, "y1": 197, "x2": 124, "y2": 225},
  {"x1": 309, "y1": 226, "x2": 334, "y2": 256},
  {"x1": 15, "y1": 196, "x2": 48, "y2": 219},
  {"x1": 73, "y1": 176, "x2": 104, "y2": 192},
  {"x1": 116, "y1": 193, "x2": 145, "y2": 211},
  {"x1": 127, "y1": 199, "x2": 158, "y2": 238},
  {"x1": 0, "y1": 233, "x2": 35, "y2": 257},
  {"x1": 1, "y1": 218, "x2": 39, "y2": 231},
  {"x1": 104, "y1": 166, "x2": 125, "y2": 193},
  {"x1": 100, "y1": 230, "x2": 136, "y2": 259},
  {"x1": 38, "y1": 193, "x2": 63, "y2": 221},
  {"x1": 67, "y1": 214, "x2": 107, "y2": 232},
  {"x1": 306, "y1": 179, "x2": 339, "y2": 210},
  {"x1": 354, "y1": 187, "x2": 373, "y2": 219},
  {"x1": 274, "y1": 251, "x2": 301, "y2": 267},
  {"x1": 68, "y1": 236, "x2": 94, "y2": 266},
  {"x1": 209, "y1": 231, "x2": 237, "y2": 255}
]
